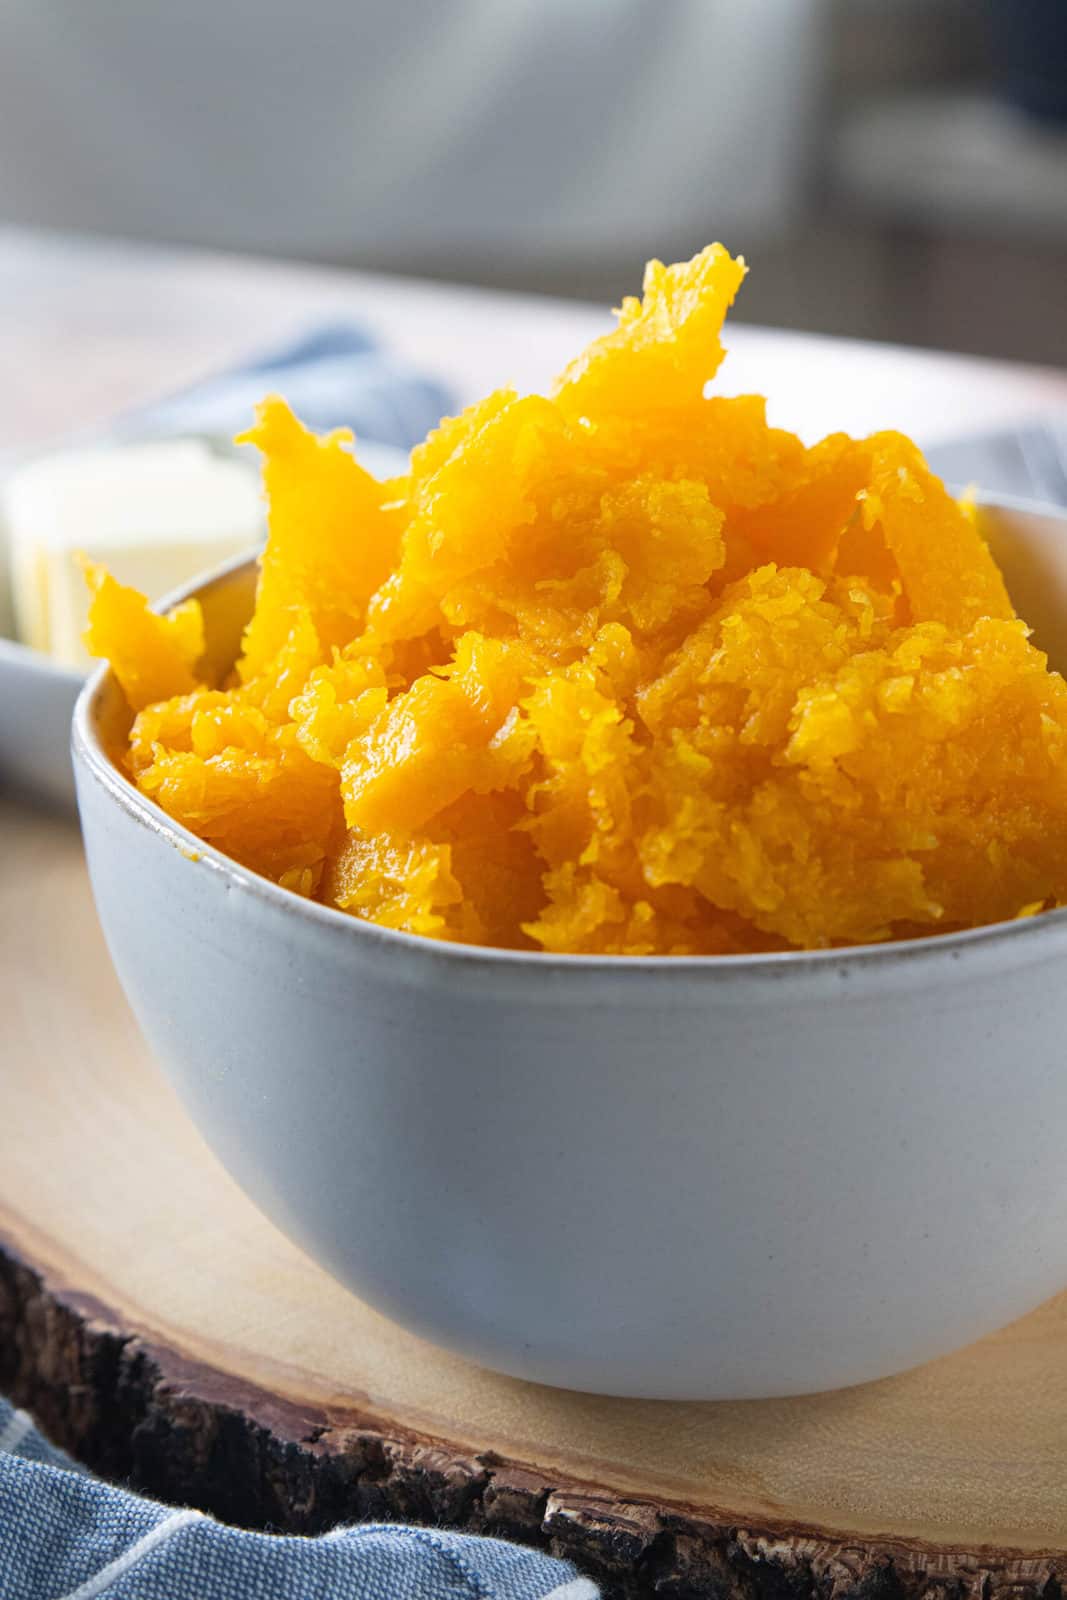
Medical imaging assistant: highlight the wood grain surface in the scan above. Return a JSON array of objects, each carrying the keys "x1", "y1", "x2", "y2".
[{"x1": 3, "y1": 789, "x2": 1067, "y2": 1598}]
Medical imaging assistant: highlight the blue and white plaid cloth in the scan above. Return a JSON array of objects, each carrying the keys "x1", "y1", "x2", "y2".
[{"x1": 0, "y1": 1400, "x2": 597, "y2": 1600}]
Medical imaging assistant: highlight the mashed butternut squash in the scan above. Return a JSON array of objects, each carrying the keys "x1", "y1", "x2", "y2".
[{"x1": 87, "y1": 246, "x2": 1067, "y2": 953}]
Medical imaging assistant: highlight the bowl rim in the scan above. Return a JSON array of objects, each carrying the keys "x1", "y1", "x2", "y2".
[{"x1": 72, "y1": 493, "x2": 1067, "y2": 979}]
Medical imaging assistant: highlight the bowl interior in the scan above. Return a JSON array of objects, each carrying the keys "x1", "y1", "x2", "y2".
[
  {"x1": 91, "y1": 551, "x2": 259, "y2": 760},
  {"x1": 978, "y1": 496, "x2": 1067, "y2": 672}
]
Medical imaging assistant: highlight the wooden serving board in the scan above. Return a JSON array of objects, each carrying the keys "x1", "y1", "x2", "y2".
[{"x1": 3, "y1": 789, "x2": 1067, "y2": 1599}]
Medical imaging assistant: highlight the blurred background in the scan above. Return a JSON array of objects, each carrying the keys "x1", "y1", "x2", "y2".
[{"x1": 0, "y1": 0, "x2": 1064, "y2": 361}]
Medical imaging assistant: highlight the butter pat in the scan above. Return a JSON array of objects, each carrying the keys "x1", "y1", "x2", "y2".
[{"x1": 4, "y1": 440, "x2": 263, "y2": 669}]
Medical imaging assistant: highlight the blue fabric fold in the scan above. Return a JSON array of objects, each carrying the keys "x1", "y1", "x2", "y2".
[
  {"x1": 109, "y1": 322, "x2": 452, "y2": 456},
  {"x1": 0, "y1": 1399, "x2": 597, "y2": 1600},
  {"x1": 926, "y1": 416, "x2": 1067, "y2": 507}
]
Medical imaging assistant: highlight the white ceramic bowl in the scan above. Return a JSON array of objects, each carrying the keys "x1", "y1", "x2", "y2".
[{"x1": 73, "y1": 499, "x2": 1067, "y2": 1401}]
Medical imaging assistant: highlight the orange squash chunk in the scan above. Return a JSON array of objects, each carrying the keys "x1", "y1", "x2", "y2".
[
  {"x1": 554, "y1": 244, "x2": 746, "y2": 419},
  {"x1": 237, "y1": 398, "x2": 405, "y2": 675},
  {"x1": 860, "y1": 433, "x2": 1014, "y2": 628}
]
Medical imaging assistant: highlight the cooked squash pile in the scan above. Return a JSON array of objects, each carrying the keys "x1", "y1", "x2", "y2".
[{"x1": 87, "y1": 246, "x2": 1067, "y2": 953}]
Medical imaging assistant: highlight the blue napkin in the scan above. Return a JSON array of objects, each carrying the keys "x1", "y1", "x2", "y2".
[
  {"x1": 0, "y1": 1399, "x2": 598, "y2": 1600},
  {"x1": 108, "y1": 322, "x2": 453, "y2": 455},
  {"x1": 926, "y1": 416, "x2": 1067, "y2": 507}
]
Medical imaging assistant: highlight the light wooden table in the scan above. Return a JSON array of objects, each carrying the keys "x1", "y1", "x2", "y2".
[{"x1": 2, "y1": 225, "x2": 1066, "y2": 457}]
